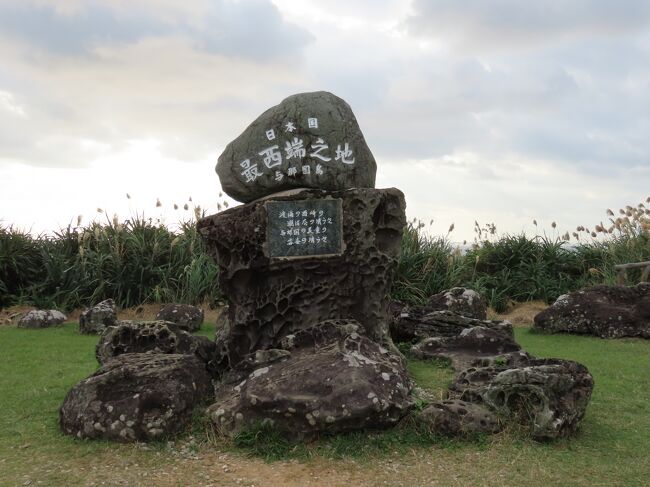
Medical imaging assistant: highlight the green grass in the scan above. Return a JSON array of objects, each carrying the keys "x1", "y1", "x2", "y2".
[
  {"x1": 1, "y1": 322, "x2": 649, "y2": 486},
  {"x1": 515, "y1": 327, "x2": 650, "y2": 471}
]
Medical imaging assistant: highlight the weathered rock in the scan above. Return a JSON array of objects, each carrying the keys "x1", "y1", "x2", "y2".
[
  {"x1": 79, "y1": 299, "x2": 118, "y2": 334},
  {"x1": 411, "y1": 326, "x2": 525, "y2": 371},
  {"x1": 214, "y1": 306, "x2": 230, "y2": 340},
  {"x1": 426, "y1": 287, "x2": 487, "y2": 320},
  {"x1": 155, "y1": 304, "x2": 204, "y2": 332},
  {"x1": 533, "y1": 283, "x2": 650, "y2": 338},
  {"x1": 216, "y1": 91, "x2": 377, "y2": 203},
  {"x1": 450, "y1": 358, "x2": 594, "y2": 440},
  {"x1": 391, "y1": 309, "x2": 513, "y2": 343},
  {"x1": 414, "y1": 400, "x2": 503, "y2": 437},
  {"x1": 17, "y1": 309, "x2": 67, "y2": 328},
  {"x1": 95, "y1": 320, "x2": 217, "y2": 372},
  {"x1": 198, "y1": 187, "x2": 406, "y2": 369},
  {"x1": 388, "y1": 300, "x2": 407, "y2": 322},
  {"x1": 207, "y1": 320, "x2": 413, "y2": 440},
  {"x1": 59, "y1": 353, "x2": 213, "y2": 442}
]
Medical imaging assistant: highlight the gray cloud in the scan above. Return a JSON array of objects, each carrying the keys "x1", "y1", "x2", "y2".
[
  {"x1": 0, "y1": 0, "x2": 647, "y2": 182},
  {"x1": 0, "y1": 0, "x2": 312, "y2": 61},
  {"x1": 0, "y1": 2, "x2": 165, "y2": 55},
  {"x1": 407, "y1": 0, "x2": 650, "y2": 49},
  {"x1": 196, "y1": 0, "x2": 313, "y2": 60},
  {"x1": 0, "y1": 0, "x2": 313, "y2": 168},
  {"x1": 329, "y1": 33, "x2": 650, "y2": 175}
]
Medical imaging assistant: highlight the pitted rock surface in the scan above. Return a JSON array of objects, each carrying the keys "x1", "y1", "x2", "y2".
[
  {"x1": 415, "y1": 400, "x2": 503, "y2": 437},
  {"x1": 391, "y1": 309, "x2": 513, "y2": 344},
  {"x1": 95, "y1": 320, "x2": 217, "y2": 372},
  {"x1": 198, "y1": 187, "x2": 406, "y2": 369},
  {"x1": 426, "y1": 287, "x2": 487, "y2": 320},
  {"x1": 216, "y1": 91, "x2": 376, "y2": 203},
  {"x1": 79, "y1": 299, "x2": 118, "y2": 334},
  {"x1": 533, "y1": 283, "x2": 650, "y2": 338},
  {"x1": 411, "y1": 326, "x2": 524, "y2": 370},
  {"x1": 449, "y1": 358, "x2": 594, "y2": 440},
  {"x1": 155, "y1": 304, "x2": 204, "y2": 332},
  {"x1": 17, "y1": 309, "x2": 67, "y2": 328},
  {"x1": 206, "y1": 320, "x2": 413, "y2": 440},
  {"x1": 59, "y1": 353, "x2": 213, "y2": 442},
  {"x1": 214, "y1": 305, "x2": 230, "y2": 342}
]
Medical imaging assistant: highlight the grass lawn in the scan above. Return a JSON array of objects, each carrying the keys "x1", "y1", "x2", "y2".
[{"x1": 1, "y1": 321, "x2": 649, "y2": 486}]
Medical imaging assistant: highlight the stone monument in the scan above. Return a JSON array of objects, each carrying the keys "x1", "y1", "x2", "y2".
[
  {"x1": 198, "y1": 91, "x2": 413, "y2": 437},
  {"x1": 58, "y1": 91, "x2": 593, "y2": 444}
]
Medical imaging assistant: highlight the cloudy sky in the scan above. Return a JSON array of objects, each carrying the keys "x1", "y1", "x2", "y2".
[{"x1": 0, "y1": 0, "x2": 648, "y2": 241}]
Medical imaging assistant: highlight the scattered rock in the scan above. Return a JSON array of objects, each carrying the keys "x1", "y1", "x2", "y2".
[
  {"x1": 216, "y1": 91, "x2": 377, "y2": 203},
  {"x1": 450, "y1": 358, "x2": 594, "y2": 440},
  {"x1": 79, "y1": 299, "x2": 118, "y2": 334},
  {"x1": 17, "y1": 309, "x2": 67, "y2": 328},
  {"x1": 95, "y1": 320, "x2": 217, "y2": 372},
  {"x1": 391, "y1": 309, "x2": 513, "y2": 343},
  {"x1": 411, "y1": 326, "x2": 526, "y2": 370},
  {"x1": 533, "y1": 283, "x2": 650, "y2": 338},
  {"x1": 414, "y1": 400, "x2": 503, "y2": 437},
  {"x1": 155, "y1": 304, "x2": 204, "y2": 332},
  {"x1": 206, "y1": 320, "x2": 413, "y2": 440},
  {"x1": 59, "y1": 353, "x2": 213, "y2": 442},
  {"x1": 427, "y1": 287, "x2": 487, "y2": 320},
  {"x1": 198, "y1": 187, "x2": 406, "y2": 369}
]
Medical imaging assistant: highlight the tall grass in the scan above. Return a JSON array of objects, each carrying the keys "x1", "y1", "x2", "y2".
[
  {"x1": 392, "y1": 197, "x2": 650, "y2": 311},
  {"x1": 1, "y1": 198, "x2": 648, "y2": 312},
  {"x1": 392, "y1": 228, "x2": 649, "y2": 312},
  {"x1": 466, "y1": 235, "x2": 586, "y2": 311},
  {"x1": 392, "y1": 223, "x2": 466, "y2": 304},
  {"x1": 0, "y1": 215, "x2": 220, "y2": 310}
]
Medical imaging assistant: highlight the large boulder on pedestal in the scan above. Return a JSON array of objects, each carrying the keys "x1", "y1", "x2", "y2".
[
  {"x1": 79, "y1": 299, "x2": 118, "y2": 334},
  {"x1": 206, "y1": 320, "x2": 413, "y2": 440},
  {"x1": 95, "y1": 320, "x2": 217, "y2": 372},
  {"x1": 59, "y1": 353, "x2": 213, "y2": 442},
  {"x1": 216, "y1": 91, "x2": 376, "y2": 203},
  {"x1": 533, "y1": 283, "x2": 650, "y2": 338},
  {"x1": 198, "y1": 187, "x2": 406, "y2": 369}
]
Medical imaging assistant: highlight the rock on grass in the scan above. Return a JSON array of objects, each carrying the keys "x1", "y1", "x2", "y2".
[{"x1": 59, "y1": 353, "x2": 213, "y2": 442}]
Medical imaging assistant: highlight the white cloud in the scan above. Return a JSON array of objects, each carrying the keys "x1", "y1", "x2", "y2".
[
  {"x1": 378, "y1": 152, "x2": 650, "y2": 242},
  {"x1": 0, "y1": 91, "x2": 27, "y2": 118},
  {"x1": 0, "y1": 33, "x2": 309, "y2": 167},
  {"x1": 0, "y1": 0, "x2": 648, "y2": 240},
  {"x1": 0, "y1": 0, "x2": 313, "y2": 60}
]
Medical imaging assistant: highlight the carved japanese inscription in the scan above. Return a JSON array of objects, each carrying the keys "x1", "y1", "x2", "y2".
[
  {"x1": 265, "y1": 198, "x2": 343, "y2": 258},
  {"x1": 216, "y1": 91, "x2": 377, "y2": 203}
]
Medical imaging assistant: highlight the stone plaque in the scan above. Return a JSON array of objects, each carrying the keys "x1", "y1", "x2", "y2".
[{"x1": 265, "y1": 198, "x2": 343, "y2": 258}]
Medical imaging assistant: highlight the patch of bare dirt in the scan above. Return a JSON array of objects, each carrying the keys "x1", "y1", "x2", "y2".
[
  {"x1": 0, "y1": 303, "x2": 225, "y2": 327},
  {"x1": 488, "y1": 300, "x2": 548, "y2": 327},
  {"x1": 116, "y1": 303, "x2": 224, "y2": 323},
  {"x1": 12, "y1": 438, "x2": 568, "y2": 487},
  {"x1": 0, "y1": 304, "x2": 34, "y2": 326}
]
